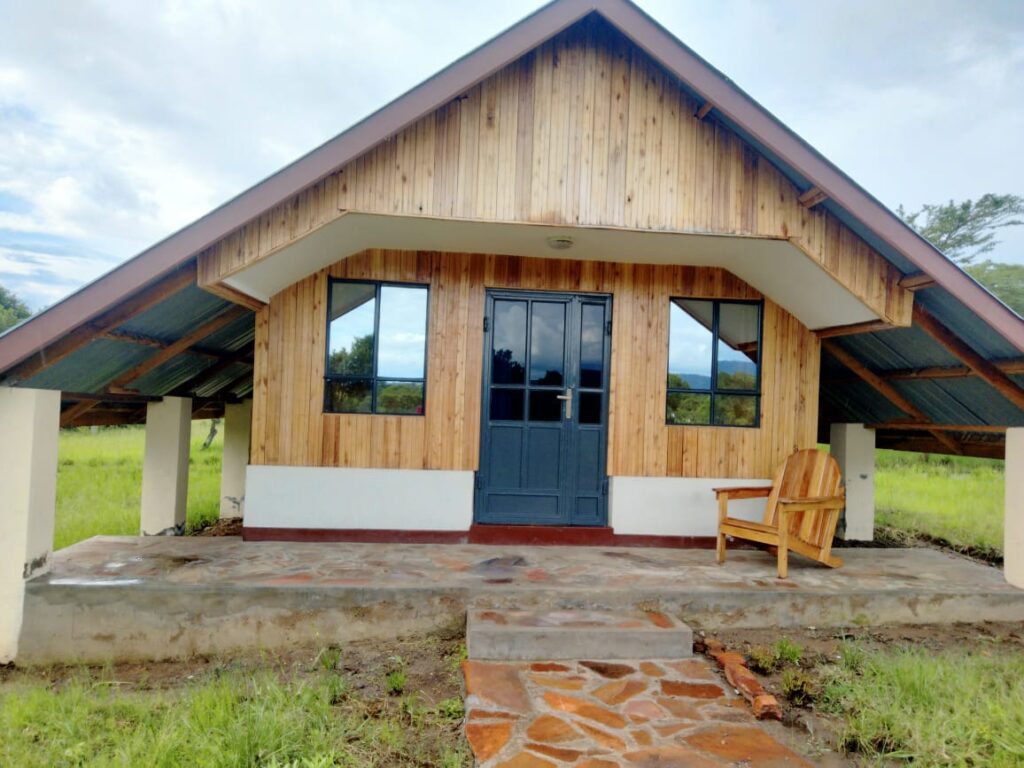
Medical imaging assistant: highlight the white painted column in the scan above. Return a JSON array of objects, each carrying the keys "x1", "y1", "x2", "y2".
[
  {"x1": 0, "y1": 387, "x2": 60, "y2": 663},
  {"x1": 220, "y1": 399, "x2": 251, "y2": 518},
  {"x1": 140, "y1": 396, "x2": 191, "y2": 536},
  {"x1": 1005, "y1": 428, "x2": 1024, "y2": 589},
  {"x1": 830, "y1": 423, "x2": 876, "y2": 541}
]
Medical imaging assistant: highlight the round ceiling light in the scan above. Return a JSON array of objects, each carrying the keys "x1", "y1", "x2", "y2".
[{"x1": 546, "y1": 235, "x2": 575, "y2": 251}]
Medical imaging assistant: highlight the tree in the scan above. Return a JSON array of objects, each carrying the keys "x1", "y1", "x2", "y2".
[
  {"x1": 966, "y1": 261, "x2": 1024, "y2": 316},
  {"x1": 0, "y1": 284, "x2": 31, "y2": 333},
  {"x1": 898, "y1": 194, "x2": 1024, "y2": 266}
]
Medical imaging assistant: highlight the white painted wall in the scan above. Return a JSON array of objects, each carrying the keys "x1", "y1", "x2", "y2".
[
  {"x1": 220, "y1": 400, "x2": 252, "y2": 518},
  {"x1": 0, "y1": 387, "x2": 60, "y2": 663},
  {"x1": 140, "y1": 396, "x2": 191, "y2": 536},
  {"x1": 1006, "y1": 428, "x2": 1024, "y2": 590},
  {"x1": 610, "y1": 476, "x2": 772, "y2": 537},
  {"x1": 244, "y1": 466, "x2": 474, "y2": 531},
  {"x1": 830, "y1": 423, "x2": 876, "y2": 541}
]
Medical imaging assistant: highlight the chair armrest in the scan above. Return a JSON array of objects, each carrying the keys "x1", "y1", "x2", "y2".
[
  {"x1": 777, "y1": 495, "x2": 846, "y2": 513},
  {"x1": 713, "y1": 486, "x2": 772, "y2": 500}
]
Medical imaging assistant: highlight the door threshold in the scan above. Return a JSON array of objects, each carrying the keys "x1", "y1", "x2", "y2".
[{"x1": 469, "y1": 524, "x2": 615, "y2": 546}]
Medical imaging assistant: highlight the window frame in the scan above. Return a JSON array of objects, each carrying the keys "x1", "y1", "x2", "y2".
[
  {"x1": 665, "y1": 297, "x2": 763, "y2": 428},
  {"x1": 323, "y1": 277, "x2": 430, "y2": 416}
]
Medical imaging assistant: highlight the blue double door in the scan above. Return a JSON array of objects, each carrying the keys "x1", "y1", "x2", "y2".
[{"x1": 475, "y1": 290, "x2": 612, "y2": 526}]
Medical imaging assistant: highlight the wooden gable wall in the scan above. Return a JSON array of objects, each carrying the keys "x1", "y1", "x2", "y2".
[
  {"x1": 198, "y1": 17, "x2": 912, "y2": 327},
  {"x1": 251, "y1": 249, "x2": 819, "y2": 479}
]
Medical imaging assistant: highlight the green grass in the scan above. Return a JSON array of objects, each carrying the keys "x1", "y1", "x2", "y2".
[
  {"x1": 55, "y1": 422, "x2": 224, "y2": 550},
  {"x1": 874, "y1": 449, "x2": 1004, "y2": 553},
  {"x1": 0, "y1": 666, "x2": 468, "y2": 768},
  {"x1": 821, "y1": 644, "x2": 1024, "y2": 766}
]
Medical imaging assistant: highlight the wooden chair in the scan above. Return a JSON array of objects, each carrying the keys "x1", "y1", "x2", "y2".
[{"x1": 714, "y1": 449, "x2": 846, "y2": 579}]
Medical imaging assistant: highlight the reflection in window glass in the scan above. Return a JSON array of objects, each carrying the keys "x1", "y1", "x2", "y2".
[
  {"x1": 668, "y1": 299, "x2": 713, "y2": 391},
  {"x1": 328, "y1": 282, "x2": 376, "y2": 376},
  {"x1": 579, "y1": 304, "x2": 605, "y2": 388},
  {"x1": 529, "y1": 302, "x2": 565, "y2": 386},
  {"x1": 377, "y1": 286, "x2": 427, "y2": 378},
  {"x1": 492, "y1": 301, "x2": 527, "y2": 385},
  {"x1": 324, "y1": 281, "x2": 428, "y2": 415},
  {"x1": 716, "y1": 302, "x2": 759, "y2": 390},
  {"x1": 666, "y1": 299, "x2": 761, "y2": 427}
]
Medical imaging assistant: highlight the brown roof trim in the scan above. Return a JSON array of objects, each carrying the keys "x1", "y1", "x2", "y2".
[
  {"x1": 2, "y1": 0, "x2": 1021, "y2": 376},
  {"x1": 593, "y1": 0, "x2": 1024, "y2": 351}
]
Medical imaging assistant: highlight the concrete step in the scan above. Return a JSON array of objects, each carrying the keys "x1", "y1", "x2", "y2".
[{"x1": 467, "y1": 607, "x2": 694, "y2": 661}]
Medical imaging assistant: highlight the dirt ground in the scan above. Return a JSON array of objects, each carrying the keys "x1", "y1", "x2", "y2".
[{"x1": 697, "y1": 621, "x2": 1024, "y2": 765}]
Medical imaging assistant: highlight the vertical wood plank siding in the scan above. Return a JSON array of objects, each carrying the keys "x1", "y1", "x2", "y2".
[
  {"x1": 198, "y1": 21, "x2": 911, "y2": 326},
  {"x1": 250, "y1": 249, "x2": 819, "y2": 479}
]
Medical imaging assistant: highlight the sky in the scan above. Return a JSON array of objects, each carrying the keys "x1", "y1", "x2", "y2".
[{"x1": 1, "y1": 0, "x2": 1022, "y2": 311}]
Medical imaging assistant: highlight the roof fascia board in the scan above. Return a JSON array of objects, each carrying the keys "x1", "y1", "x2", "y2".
[
  {"x1": 0, "y1": 0, "x2": 597, "y2": 374},
  {"x1": 592, "y1": 0, "x2": 1024, "y2": 351}
]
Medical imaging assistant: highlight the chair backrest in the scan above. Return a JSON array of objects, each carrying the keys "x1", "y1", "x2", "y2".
[{"x1": 763, "y1": 449, "x2": 843, "y2": 546}]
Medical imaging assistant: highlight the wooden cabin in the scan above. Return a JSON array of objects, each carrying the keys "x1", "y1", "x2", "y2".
[{"x1": 1, "y1": 0, "x2": 1022, "y2": 564}]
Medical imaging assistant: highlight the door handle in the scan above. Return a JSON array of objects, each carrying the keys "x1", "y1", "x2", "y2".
[{"x1": 556, "y1": 388, "x2": 573, "y2": 420}]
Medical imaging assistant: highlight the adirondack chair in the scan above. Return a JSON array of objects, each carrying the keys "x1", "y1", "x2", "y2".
[{"x1": 715, "y1": 449, "x2": 846, "y2": 579}]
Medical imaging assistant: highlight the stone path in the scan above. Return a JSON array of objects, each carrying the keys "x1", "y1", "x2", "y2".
[{"x1": 462, "y1": 657, "x2": 813, "y2": 767}]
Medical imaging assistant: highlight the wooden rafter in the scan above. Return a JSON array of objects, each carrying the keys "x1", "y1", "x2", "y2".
[
  {"x1": 103, "y1": 329, "x2": 219, "y2": 359},
  {"x1": 898, "y1": 272, "x2": 936, "y2": 291},
  {"x1": 825, "y1": 358, "x2": 1024, "y2": 384},
  {"x1": 172, "y1": 344, "x2": 254, "y2": 396},
  {"x1": 2, "y1": 263, "x2": 196, "y2": 385},
  {"x1": 798, "y1": 186, "x2": 828, "y2": 209},
  {"x1": 869, "y1": 422, "x2": 1007, "y2": 434},
  {"x1": 201, "y1": 281, "x2": 268, "y2": 312},
  {"x1": 913, "y1": 304, "x2": 1024, "y2": 411},
  {"x1": 822, "y1": 340, "x2": 963, "y2": 454},
  {"x1": 815, "y1": 320, "x2": 895, "y2": 339},
  {"x1": 695, "y1": 100, "x2": 713, "y2": 119}
]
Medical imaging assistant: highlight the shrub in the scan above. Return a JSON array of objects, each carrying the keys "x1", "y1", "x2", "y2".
[
  {"x1": 774, "y1": 637, "x2": 803, "y2": 666},
  {"x1": 747, "y1": 646, "x2": 780, "y2": 674},
  {"x1": 780, "y1": 668, "x2": 816, "y2": 705}
]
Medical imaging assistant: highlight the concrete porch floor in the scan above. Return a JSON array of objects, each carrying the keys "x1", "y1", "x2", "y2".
[{"x1": 18, "y1": 536, "x2": 1024, "y2": 663}]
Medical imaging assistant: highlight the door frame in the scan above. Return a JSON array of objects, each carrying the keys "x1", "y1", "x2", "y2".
[{"x1": 474, "y1": 288, "x2": 613, "y2": 526}]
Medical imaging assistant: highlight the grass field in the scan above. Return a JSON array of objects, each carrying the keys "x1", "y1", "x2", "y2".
[
  {"x1": 874, "y1": 449, "x2": 1004, "y2": 554},
  {"x1": 55, "y1": 422, "x2": 223, "y2": 550}
]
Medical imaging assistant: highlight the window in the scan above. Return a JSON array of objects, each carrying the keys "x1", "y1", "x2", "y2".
[
  {"x1": 325, "y1": 279, "x2": 428, "y2": 415},
  {"x1": 666, "y1": 298, "x2": 761, "y2": 427}
]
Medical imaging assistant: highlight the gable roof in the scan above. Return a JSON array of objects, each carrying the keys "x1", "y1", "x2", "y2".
[{"x1": 0, "y1": 0, "x2": 1021, "y2": 454}]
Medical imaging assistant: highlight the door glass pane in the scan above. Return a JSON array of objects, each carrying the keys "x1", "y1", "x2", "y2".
[
  {"x1": 714, "y1": 394, "x2": 758, "y2": 426},
  {"x1": 492, "y1": 300, "x2": 527, "y2": 384},
  {"x1": 377, "y1": 285, "x2": 427, "y2": 378},
  {"x1": 326, "y1": 379, "x2": 372, "y2": 413},
  {"x1": 528, "y1": 390, "x2": 562, "y2": 421},
  {"x1": 579, "y1": 392, "x2": 602, "y2": 424},
  {"x1": 668, "y1": 299, "x2": 713, "y2": 391},
  {"x1": 666, "y1": 391, "x2": 711, "y2": 425},
  {"x1": 328, "y1": 282, "x2": 376, "y2": 376},
  {"x1": 717, "y1": 302, "x2": 759, "y2": 391},
  {"x1": 580, "y1": 303, "x2": 605, "y2": 389},
  {"x1": 490, "y1": 388, "x2": 524, "y2": 421},
  {"x1": 529, "y1": 302, "x2": 565, "y2": 386},
  {"x1": 376, "y1": 381, "x2": 425, "y2": 415}
]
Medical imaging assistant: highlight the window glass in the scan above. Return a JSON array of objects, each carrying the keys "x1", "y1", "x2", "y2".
[
  {"x1": 492, "y1": 300, "x2": 527, "y2": 385},
  {"x1": 328, "y1": 282, "x2": 376, "y2": 376},
  {"x1": 490, "y1": 389, "x2": 524, "y2": 421},
  {"x1": 716, "y1": 302, "x2": 759, "y2": 390},
  {"x1": 579, "y1": 391, "x2": 602, "y2": 425},
  {"x1": 579, "y1": 303, "x2": 605, "y2": 389},
  {"x1": 324, "y1": 281, "x2": 428, "y2": 415},
  {"x1": 528, "y1": 390, "x2": 562, "y2": 421},
  {"x1": 666, "y1": 298, "x2": 761, "y2": 428},
  {"x1": 377, "y1": 286, "x2": 427, "y2": 378},
  {"x1": 668, "y1": 299, "x2": 713, "y2": 390},
  {"x1": 529, "y1": 302, "x2": 565, "y2": 386}
]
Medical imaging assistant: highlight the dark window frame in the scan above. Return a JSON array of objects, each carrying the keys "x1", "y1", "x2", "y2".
[
  {"x1": 323, "y1": 277, "x2": 430, "y2": 416},
  {"x1": 665, "y1": 297, "x2": 763, "y2": 428}
]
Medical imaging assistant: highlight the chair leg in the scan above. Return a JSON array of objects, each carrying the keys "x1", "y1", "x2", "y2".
[
  {"x1": 716, "y1": 531, "x2": 727, "y2": 564},
  {"x1": 777, "y1": 522, "x2": 789, "y2": 579}
]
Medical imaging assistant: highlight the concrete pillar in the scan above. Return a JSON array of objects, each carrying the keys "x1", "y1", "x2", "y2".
[
  {"x1": 830, "y1": 422, "x2": 876, "y2": 541},
  {"x1": 1006, "y1": 428, "x2": 1024, "y2": 589},
  {"x1": 220, "y1": 399, "x2": 252, "y2": 518},
  {"x1": 0, "y1": 387, "x2": 60, "y2": 662},
  {"x1": 140, "y1": 396, "x2": 191, "y2": 536}
]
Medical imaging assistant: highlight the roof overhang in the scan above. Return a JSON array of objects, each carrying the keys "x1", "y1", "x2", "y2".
[{"x1": 221, "y1": 213, "x2": 880, "y2": 331}]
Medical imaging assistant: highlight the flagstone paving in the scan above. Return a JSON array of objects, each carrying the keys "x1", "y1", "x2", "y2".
[{"x1": 462, "y1": 657, "x2": 814, "y2": 767}]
